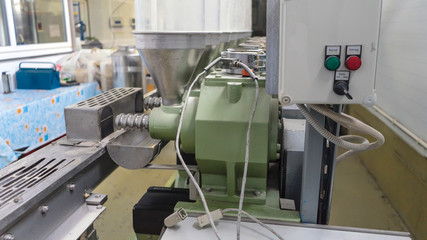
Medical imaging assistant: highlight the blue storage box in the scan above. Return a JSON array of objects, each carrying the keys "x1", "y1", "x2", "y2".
[{"x1": 16, "y1": 62, "x2": 61, "y2": 90}]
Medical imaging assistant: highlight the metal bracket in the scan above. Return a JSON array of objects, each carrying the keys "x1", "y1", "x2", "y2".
[{"x1": 85, "y1": 193, "x2": 108, "y2": 206}]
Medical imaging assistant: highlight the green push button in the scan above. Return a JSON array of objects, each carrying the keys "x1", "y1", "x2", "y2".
[{"x1": 325, "y1": 56, "x2": 340, "y2": 71}]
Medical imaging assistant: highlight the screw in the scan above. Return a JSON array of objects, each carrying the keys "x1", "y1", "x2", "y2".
[
  {"x1": 253, "y1": 191, "x2": 261, "y2": 197},
  {"x1": 13, "y1": 197, "x2": 21, "y2": 203},
  {"x1": 95, "y1": 194, "x2": 101, "y2": 198},
  {"x1": 41, "y1": 205, "x2": 49, "y2": 214},
  {"x1": 281, "y1": 96, "x2": 291, "y2": 104},
  {"x1": 68, "y1": 183, "x2": 76, "y2": 192},
  {"x1": 1, "y1": 234, "x2": 15, "y2": 240}
]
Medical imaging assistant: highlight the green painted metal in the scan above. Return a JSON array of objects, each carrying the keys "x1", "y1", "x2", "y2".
[
  {"x1": 148, "y1": 106, "x2": 181, "y2": 140},
  {"x1": 195, "y1": 70, "x2": 278, "y2": 204},
  {"x1": 175, "y1": 188, "x2": 301, "y2": 223},
  {"x1": 149, "y1": 69, "x2": 279, "y2": 205},
  {"x1": 226, "y1": 82, "x2": 243, "y2": 103},
  {"x1": 135, "y1": 233, "x2": 159, "y2": 240}
]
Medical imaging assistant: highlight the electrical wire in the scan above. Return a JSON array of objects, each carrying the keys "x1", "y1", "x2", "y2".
[
  {"x1": 175, "y1": 58, "x2": 266, "y2": 240},
  {"x1": 235, "y1": 61, "x2": 260, "y2": 240},
  {"x1": 222, "y1": 208, "x2": 284, "y2": 240},
  {"x1": 175, "y1": 57, "x2": 222, "y2": 239},
  {"x1": 297, "y1": 104, "x2": 385, "y2": 162}
]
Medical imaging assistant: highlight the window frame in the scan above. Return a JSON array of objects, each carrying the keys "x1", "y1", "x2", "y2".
[{"x1": 0, "y1": 0, "x2": 73, "y2": 61}]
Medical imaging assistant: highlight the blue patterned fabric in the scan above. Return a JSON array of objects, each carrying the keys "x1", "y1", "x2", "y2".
[{"x1": 0, "y1": 82, "x2": 101, "y2": 168}]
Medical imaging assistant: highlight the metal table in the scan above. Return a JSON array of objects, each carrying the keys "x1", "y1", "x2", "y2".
[{"x1": 161, "y1": 217, "x2": 412, "y2": 240}]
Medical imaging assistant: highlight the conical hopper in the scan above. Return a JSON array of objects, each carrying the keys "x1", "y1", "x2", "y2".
[
  {"x1": 189, "y1": 32, "x2": 222, "y2": 83},
  {"x1": 134, "y1": 32, "x2": 208, "y2": 106}
]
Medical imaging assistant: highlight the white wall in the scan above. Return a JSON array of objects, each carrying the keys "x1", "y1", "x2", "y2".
[
  {"x1": 373, "y1": 0, "x2": 427, "y2": 156},
  {"x1": 87, "y1": 0, "x2": 136, "y2": 48}
]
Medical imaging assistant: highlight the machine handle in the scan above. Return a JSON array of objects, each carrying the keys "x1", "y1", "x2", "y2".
[{"x1": 19, "y1": 62, "x2": 57, "y2": 71}]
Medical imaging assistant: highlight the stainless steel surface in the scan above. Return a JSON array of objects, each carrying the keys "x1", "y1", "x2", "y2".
[
  {"x1": 0, "y1": 137, "x2": 116, "y2": 238},
  {"x1": 282, "y1": 118, "x2": 306, "y2": 210},
  {"x1": 65, "y1": 88, "x2": 143, "y2": 141},
  {"x1": 266, "y1": 0, "x2": 280, "y2": 96},
  {"x1": 144, "y1": 164, "x2": 198, "y2": 171},
  {"x1": 46, "y1": 206, "x2": 104, "y2": 240},
  {"x1": 134, "y1": 32, "x2": 251, "y2": 105},
  {"x1": 223, "y1": 48, "x2": 266, "y2": 74},
  {"x1": 1, "y1": 73, "x2": 11, "y2": 94},
  {"x1": 300, "y1": 110, "x2": 325, "y2": 223},
  {"x1": 189, "y1": 32, "x2": 222, "y2": 82},
  {"x1": 144, "y1": 96, "x2": 162, "y2": 110},
  {"x1": 160, "y1": 216, "x2": 411, "y2": 240},
  {"x1": 135, "y1": 32, "x2": 207, "y2": 106},
  {"x1": 115, "y1": 113, "x2": 149, "y2": 130},
  {"x1": 112, "y1": 45, "x2": 144, "y2": 88},
  {"x1": 106, "y1": 129, "x2": 165, "y2": 169},
  {"x1": 86, "y1": 193, "x2": 108, "y2": 205}
]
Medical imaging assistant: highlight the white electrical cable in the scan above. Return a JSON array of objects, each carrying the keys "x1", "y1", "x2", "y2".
[
  {"x1": 297, "y1": 104, "x2": 385, "y2": 162},
  {"x1": 222, "y1": 208, "x2": 284, "y2": 240},
  {"x1": 235, "y1": 62, "x2": 260, "y2": 240},
  {"x1": 175, "y1": 59, "x2": 265, "y2": 240},
  {"x1": 175, "y1": 58, "x2": 222, "y2": 239}
]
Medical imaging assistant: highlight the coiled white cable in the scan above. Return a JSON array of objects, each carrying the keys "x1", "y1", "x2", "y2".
[{"x1": 297, "y1": 104, "x2": 385, "y2": 162}]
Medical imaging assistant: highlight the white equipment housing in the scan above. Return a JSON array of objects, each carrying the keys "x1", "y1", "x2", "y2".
[{"x1": 278, "y1": 0, "x2": 382, "y2": 106}]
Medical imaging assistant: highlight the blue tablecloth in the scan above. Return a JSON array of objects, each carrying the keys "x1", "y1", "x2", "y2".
[{"x1": 0, "y1": 82, "x2": 101, "y2": 168}]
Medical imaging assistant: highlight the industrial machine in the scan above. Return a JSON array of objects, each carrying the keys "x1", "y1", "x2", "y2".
[{"x1": 0, "y1": 0, "x2": 413, "y2": 240}]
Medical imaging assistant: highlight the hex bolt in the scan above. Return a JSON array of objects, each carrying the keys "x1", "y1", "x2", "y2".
[
  {"x1": 281, "y1": 96, "x2": 291, "y2": 104},
  {"x1": 1, "y1": 234, "x2": 15, "y2": 240},
  {"x1": 68, "y1": 183, "x2": 76, "y2": 192},
  {"x1": 41, "y1": 205, "x2": 49, "y2": 214},
  {"x1": 254, "y1": 191, "x2": 261, "y2": 197}
]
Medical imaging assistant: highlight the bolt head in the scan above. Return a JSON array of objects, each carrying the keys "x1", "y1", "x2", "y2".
[
  {"x1": 68, "y1": 183, "x2": 76, "y2": 191},
  {"x1": 281, "y1": 96, "x2": 291, "y2": 104},
  {"x1": 1, "y1": 234, "x2": 15, "y2": 240},
  {"x1": 41, "y1": 205, "x2": 49, "y2": 214}
]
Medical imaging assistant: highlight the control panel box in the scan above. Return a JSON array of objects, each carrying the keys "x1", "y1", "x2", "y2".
[{"x1": 277, "y1": 0, "x2": 382, "y2": 105}]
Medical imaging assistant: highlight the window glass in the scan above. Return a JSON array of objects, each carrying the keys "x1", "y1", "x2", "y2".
[
  {"x1": 0, "y1": 2, "x2": 9, "y2": 46},
  {"x1": 12, "y1": 0, "x2": 67, "y2": 45}
]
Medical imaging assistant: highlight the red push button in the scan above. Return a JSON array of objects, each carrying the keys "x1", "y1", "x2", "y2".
[{"x1": 345, "y1": 56, "x2": 362, "y2": 70}]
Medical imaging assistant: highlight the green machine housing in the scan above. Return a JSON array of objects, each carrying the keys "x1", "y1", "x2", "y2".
[{"x1": 148, "y1": 69, "x2": 279, "y2": 204}]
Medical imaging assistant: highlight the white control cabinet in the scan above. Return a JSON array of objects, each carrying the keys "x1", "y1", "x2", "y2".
[{"x1": 278, "y1": 0, "x2": 382, "y2": 105}]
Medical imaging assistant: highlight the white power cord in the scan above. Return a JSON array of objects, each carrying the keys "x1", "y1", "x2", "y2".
[
  {"x1": 222, "y1": 209, "x2": 284, "y2": 240},
  {"x1": 175, "y1": 58, "x2": 222, "y2": 239},
  {"x1": 235, "y1": 62, "x2": 260, "y2": 240},
  {"x1": 174, "y1": 58, "x2": 272, "y2": 240},
  {"x1": 297, "y1": 104, "x2": 385, "y2": 162}
]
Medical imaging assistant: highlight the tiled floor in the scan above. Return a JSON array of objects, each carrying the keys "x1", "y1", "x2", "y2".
[{"x1": 93, "y1": 143, "x2": 408, "y2": 240}]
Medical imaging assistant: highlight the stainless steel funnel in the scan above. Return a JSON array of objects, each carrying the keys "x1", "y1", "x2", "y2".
[
  {"x1": 134, "y1": 32, "x2": 208, "y2": 106},
  {"x1": 189, "y1": 32, "x2": 222, "y2": 82}
]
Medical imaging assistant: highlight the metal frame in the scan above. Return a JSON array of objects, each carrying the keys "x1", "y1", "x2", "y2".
[{"x1": 0, "y1": 139, "x2": 117, "y2": 239}]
